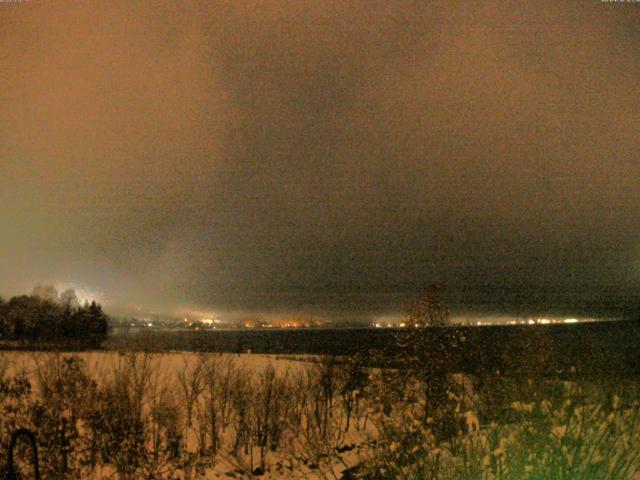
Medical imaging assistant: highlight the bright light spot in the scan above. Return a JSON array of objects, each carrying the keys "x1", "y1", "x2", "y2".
[
  {"x1": 55, "y1": 282, "x2": 102, "y2": 305},
  {"x1": 373, "y1": 314, "x2": 404, "y2": 328},
  {"x1": 527, "y1": 319, "x2": 535, "y2": 325},
  {"x1": 564, "y1": 318, "x2": 578, "y2": 323}
]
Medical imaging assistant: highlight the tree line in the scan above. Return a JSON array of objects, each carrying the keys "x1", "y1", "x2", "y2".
[{"x1": 0, "y1": 285, "x2": 109, "y2": 348}]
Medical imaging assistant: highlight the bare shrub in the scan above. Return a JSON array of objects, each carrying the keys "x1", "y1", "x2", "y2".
[
  {"x1": 252, "y1": 365, "x2": 291, "y2": 470},
  {"x1": 214, "y1": 354, "x2": 238, "y2": 435},
  {"x1": 148, "y1": 373, "x2": 184, "y2": 477},
  {"x1": 230, "y1": 368, "x2": 255, "y2": 457},
  {"x1": 177, "y1": 354, "x2": 207, "y2": 430},
  {"x1": 307, "y1": 356, "x2": 339, "y2": 442},
  {"x1": 0, "y1": 363, "x2": 33, "y2": 479},
  {"x1": 337, "y1": 353, "x2": 368, "y2": 433},
  {"x1": 86, "y1": 376, "x2": 147, "y2": 479},
  {"x1": 288, "y1": 370, "x2": 309, "y2": 438},
  {"x1": 194, "y1": 369, "x2": 217, "y2": 463},
  {"x1": 292, "y1": 356, "x2": 350, "y2": 475},
  {"x1": 193, "y1": 354, "x2": 237, "y2": 465},
  {"x1": 85, "y1": 353, "x2": 156, "y2": 479},
  {"x1": 31, "y1": 354, "x2": 97, "y2": 479}
]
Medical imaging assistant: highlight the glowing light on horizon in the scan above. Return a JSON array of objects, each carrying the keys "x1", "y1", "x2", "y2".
[{"x1": 55, "y1": 282, "x2": 102, "y2": 305}]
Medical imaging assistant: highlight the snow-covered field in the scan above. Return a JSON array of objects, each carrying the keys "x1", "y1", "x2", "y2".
[{"x1": 3, "y1": 351, "x2": 307, "y2": 385}]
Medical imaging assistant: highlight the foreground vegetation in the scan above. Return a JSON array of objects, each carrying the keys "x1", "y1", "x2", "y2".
[{"x1": 0, "y1": 350, "x2": 638, "y2": 480}]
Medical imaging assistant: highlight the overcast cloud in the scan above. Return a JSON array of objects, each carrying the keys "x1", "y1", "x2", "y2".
[{"x1": 1, "y1": 1, "x2": 640, "y2": 320}]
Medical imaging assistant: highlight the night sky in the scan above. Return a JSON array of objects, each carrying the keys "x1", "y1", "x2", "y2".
[{"x1": 1, "y1": 1, "x2": 640, "y2": 321}]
